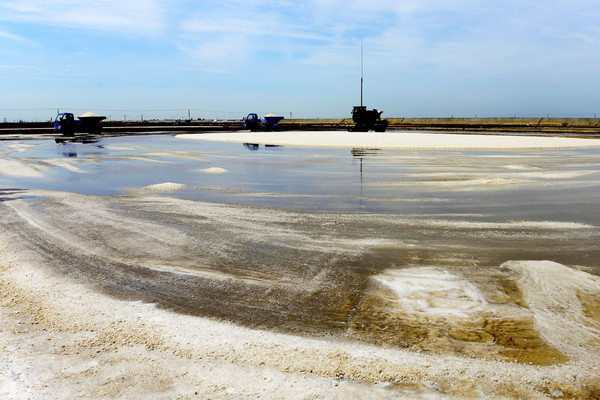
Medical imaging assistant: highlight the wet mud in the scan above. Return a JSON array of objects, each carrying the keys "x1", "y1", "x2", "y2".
[
  {"x1": 2, "y1": 188, "x2": 598, "y2": 368},
  {"x1": 350, "y1": 268, "x2": 568, "y2": 365}
]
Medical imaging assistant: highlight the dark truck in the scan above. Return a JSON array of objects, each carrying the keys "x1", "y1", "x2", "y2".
[{"x1": 54, "y1": 112, "x2": 106, "y2": 136}]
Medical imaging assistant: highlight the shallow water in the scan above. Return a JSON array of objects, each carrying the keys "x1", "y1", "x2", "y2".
[
  {"x1": 1, "y1": 133, "x2": 600, "y2": 368},
  {"x1": 2, "y1": 133, "x2": 599, "y2": 274},
  {"x1": 2, "y1": 134, "x2": 600, "y2": 219}
]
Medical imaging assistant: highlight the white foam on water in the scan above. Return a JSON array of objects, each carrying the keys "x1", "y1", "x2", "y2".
[
  {"x1": 0, "y1": 158, "x2": 45, "y2": 177},
  {"x1": 43, "y1": 159, "x2": 86, "y2": 173},
  {"x1": 142, "y1": 182, "x2": 187, "y2": 192},
  {"x1": 0, "y1": 157, "x2": 86, "y2": 177},
  {"x1": 142, "y1": 151, "x2": 206, "y2": 160},
  {"x1": 422, "y1": 219, "x2": 594, "y2": 230}
]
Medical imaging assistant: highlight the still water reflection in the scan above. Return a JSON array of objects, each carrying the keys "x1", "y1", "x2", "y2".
[{"x1": 1, "y1": 134, "x2": 599, "y2": 223}]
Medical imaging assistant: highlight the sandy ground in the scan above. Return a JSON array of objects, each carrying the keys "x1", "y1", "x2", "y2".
[
  {"x1": 177, "y1": 131, "x2": 600, "y2": 150},
  {"x1": 1, "y1": 131, "x2": 600, "y2": 399}
]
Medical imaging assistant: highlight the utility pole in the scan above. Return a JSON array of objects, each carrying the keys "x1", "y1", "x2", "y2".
[{"x1": 360, "y1": 40, "x2": 364, "y2": 107}]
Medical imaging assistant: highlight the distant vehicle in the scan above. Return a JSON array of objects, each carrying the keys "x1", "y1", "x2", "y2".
[
  {"x1": 349, "y1": 43, "x2": 388, "y2": 132},
  {"x1": 243, "y1": 113, "x2": 284, "y2": 131},
  {"x1": 54, "y1": 112, "x2": 106, "y2": 136},
  {"x1": 350, "y1": 106, "x2": 388, "y2": 132}
]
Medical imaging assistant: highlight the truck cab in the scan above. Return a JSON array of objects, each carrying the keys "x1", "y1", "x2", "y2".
[
  {"x1": 244, "y1": 113, "x2": 260, "y2": 131},
  {"x1": 54, "y1": 113, "x2": 77, "y2": 136}
]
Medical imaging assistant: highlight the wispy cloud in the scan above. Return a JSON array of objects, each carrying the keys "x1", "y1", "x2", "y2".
[
  {"x1": 0, "y1": 30, "x2": 30, "y2": 43},
  {"x1": 0, "y1": 0, "x2": 166, "y2": 36},
  {"x1": 175, "y1": 5, "x2": 334, "y2": 69}
]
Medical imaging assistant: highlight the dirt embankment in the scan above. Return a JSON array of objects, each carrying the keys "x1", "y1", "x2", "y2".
[
  {"x1": 282, "y1": 117, "x2": 600, "y2": 134},
  {"x1": 3, "y1": 117, "x2": 600, "y2": 138}
]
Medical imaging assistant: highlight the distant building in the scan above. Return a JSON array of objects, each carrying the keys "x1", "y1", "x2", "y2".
[{"x1": 2, "y1": 118, "x2": 6, "y2": 123}]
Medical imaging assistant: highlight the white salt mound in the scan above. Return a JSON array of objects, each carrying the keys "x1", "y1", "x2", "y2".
[
  {"x1": 143, "y1": 182, "x2": 187, "y2": 192},
  {"x1": 199, "y1": 167, "x2": 228, "y2": 174}
]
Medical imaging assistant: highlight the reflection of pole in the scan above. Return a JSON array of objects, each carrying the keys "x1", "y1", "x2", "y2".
[
  {"x1": 360, "y1": 158, "x2": 363, "y2": 180},
  {"x1": 360, "y1": 157, "x2": 363, "y2": 204}
]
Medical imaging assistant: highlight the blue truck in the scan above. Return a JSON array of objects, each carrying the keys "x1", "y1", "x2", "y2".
[
  {"x1": 54, "y1": 112, "x2": 106, "y2": 136},
  {"x1": 243, "y1": 113, "x2": 284, "y2": 132}
]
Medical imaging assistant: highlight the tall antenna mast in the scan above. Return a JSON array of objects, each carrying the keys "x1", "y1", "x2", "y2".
[{"x1": 360, "y1": 40, "x2": 364, "y2": 107}]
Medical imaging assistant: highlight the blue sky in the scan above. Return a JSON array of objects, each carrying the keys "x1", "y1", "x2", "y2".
[{"x1": 1, "y1": 0, "x2": 600, "y2": 121}]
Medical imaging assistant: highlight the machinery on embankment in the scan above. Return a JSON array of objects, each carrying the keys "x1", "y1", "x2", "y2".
[
  {"x1": 348, "y1": 43, "x2": 388, "y2": 132},
  {"x1": 349, "y1": 106, "x2": 389, "y2": 132},
  {"x1": 3, "y1": 117, "x2": 600, "y2": 140}
]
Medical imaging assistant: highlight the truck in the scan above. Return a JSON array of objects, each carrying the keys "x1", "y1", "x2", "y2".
[
  {"x1": 54, "y1": 112, "x2": 106, "y2": 136},
  {"x1": 243, "y1": 113, "x2": 284, "y2": 132}
]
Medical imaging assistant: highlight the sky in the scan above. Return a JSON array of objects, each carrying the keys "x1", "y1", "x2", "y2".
[{"x1": 1, "y1": 0, "x2": 600, "y2": 121}]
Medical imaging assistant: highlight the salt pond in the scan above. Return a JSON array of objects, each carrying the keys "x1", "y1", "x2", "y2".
[
  {"x1": 2, "y1": 134, "x2": 600, "y2": 220},
  {"x1": 1, "y1": 132, "x2": 600, "y2": 398}
]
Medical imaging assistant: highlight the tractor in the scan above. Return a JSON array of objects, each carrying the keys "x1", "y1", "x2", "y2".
[{"x1": 349, "y1": 106, "x2": 389, "y2": 132}]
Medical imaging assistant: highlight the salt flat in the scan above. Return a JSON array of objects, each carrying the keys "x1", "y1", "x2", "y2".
[
  {"x1": 1, "y1": 133, "x2": 599, "y2": 399},
  {"x1": 178, "y1": 130, "x2": 600, "y2": 149}
]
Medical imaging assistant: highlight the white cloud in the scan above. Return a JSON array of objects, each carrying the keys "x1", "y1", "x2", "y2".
[
  {"x1": 176, "y1": 6, "x2": 333, "y2": 67},
  {"x1": 172, "y1": 0, "x2": 600, "y2": 84},
  {"x1": 0, "y1": 0, "x2": 166, "y2": 36},
  {"x1": 0, "y1": 30, "x2": 29, "y2": 42}
]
